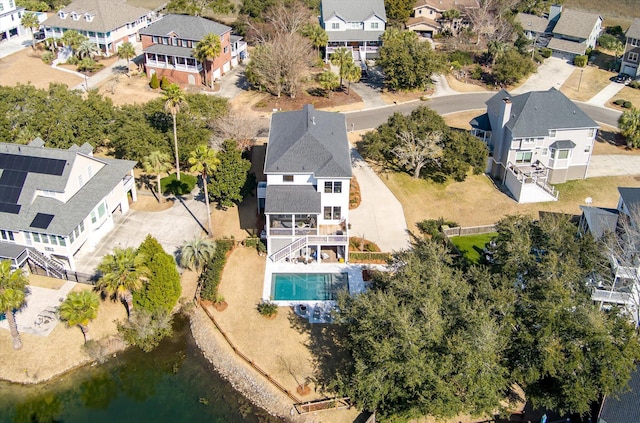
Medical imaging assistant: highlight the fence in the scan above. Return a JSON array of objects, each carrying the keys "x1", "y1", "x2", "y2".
[
  {"x1": 27, "y1": 260, "x2": 98, "y2": 285},
  {"x1": 294, "y1": 396, "x2": 351, "y2": 414},
  {"x1": 441, "y1": 224, "x2": 497, "y2": 237}
]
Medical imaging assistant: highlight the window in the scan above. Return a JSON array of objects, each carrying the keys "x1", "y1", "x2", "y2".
[
  {"x1": 631, "y1": 38, "x2": 640, "y2": 47},
  {"x1": 331, "y1": 22, "x2": 339, "y2": 30},
  {"x1": 283, "y1": 175, "x2": 294, "y2": 182},
  {"x1": 629, "y1": 52, "x2": 639, "y2": 63},
  {"x1": 324, "y1": 206, "x2": 341, "y2": 220},
  {"x1": 587, "y1": 128, "x2": 595, "y2": 137},
  {"x1": 224, "y1": 45, "x2": 229, "y2": 53},
  {"x1": 33, "y1": 233, "x2": 40, "y2": 242},
  {"x1": 585, "y1": 144, "x2": 591, "y2": 153},
  {"x1": 98, "y1": 202, "x2": 106, "y2": 218},
  {"x1": 88, "y1": 165, "x2": 93, "y2": 178},
  {"x1": 0, "y1": 3, "x2": 4, "y2": 11},
  {"x1": 541, "y1": 148, "x2": 548, "y2": 156},
  {"x1": 78, "y1": 174, "x2": 84, "y2": 187},
  {"x1": 515, "y1": 151, "x2": 533, "y2": 163},
  {"x1": 371, "y1": 22, "x2": 379, "y2": 29},
  {"x1": 9, "y1": 0, "x2": 14, "y2": 6},
  {"x1": 58, "y1": 236, "x2": 66, "y2": 246},
  {"x1": 351, "y1": 22, "x2": 360, "y2": 29},
  {"x1": 41, "y1": 234, "x2": 49, "y2": 244},
  {"x1": 71, "y1": 12, "x2": 79, "y2": 20},
  {"x1": 49, "y1": 235, "x2": 58, "y2": 246},
  {"x1": 549, "y1": 130, "x2": 556, "y2": 138},
  {"x1": 553, "y1": 149, "x2": 570, "y2": 159},
  {"x1": 522, "y1": 138, "x2": 535, "y2": 144},
  {"x1": 1, "y1": 230, "x2": 14, "y2": 241},
  {"x1": 152, "y1": 36, "x2": 158, "y2": 43},
  {"x1": 324, "y1": 181, "x2": 342, "y2": 193},
  {"x1": 91, "y1": 210, "x2": 97, "y2": 224}
]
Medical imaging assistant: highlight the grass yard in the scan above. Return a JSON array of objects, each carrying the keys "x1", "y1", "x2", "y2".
[
  {"x1": 608, "y1": 87, "x2": 640, "y2": 110},
  {"x1": 560, "y1": 66, "x2": 613, "y2": 102},
  {"x1": 450, "y1": 232, "x2": 497, "y2": 264}
]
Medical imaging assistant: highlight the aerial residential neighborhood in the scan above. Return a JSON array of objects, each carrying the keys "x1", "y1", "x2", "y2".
[{"x1": 1, "y1": 0, "x2": 640, "y2": 422}]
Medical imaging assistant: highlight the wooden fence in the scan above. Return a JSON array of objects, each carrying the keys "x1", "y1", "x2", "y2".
[{"x1": 441, "y1": 224, "x2": 497, "y2": 237}]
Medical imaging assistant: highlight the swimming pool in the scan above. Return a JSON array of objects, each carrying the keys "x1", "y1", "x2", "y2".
[{"x1": 271, "y1": 273, "x2": 349, "y2": 301}]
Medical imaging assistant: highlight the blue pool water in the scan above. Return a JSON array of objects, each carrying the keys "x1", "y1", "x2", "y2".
[{"x1": 271, "y1": 273, "x2": 349, "y2": 301}]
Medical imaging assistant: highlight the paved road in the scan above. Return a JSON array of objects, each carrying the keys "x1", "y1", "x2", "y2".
[{"x1": 345, "y1": 93, "x2": 622, "y2": 130}]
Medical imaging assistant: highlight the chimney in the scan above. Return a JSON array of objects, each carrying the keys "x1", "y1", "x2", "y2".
[
  {"x1": 500, "y1": 97, "x2": 512, "y2": 128},
  {"x1": 549, "y1": 4, "x2": 562, "y2": 23}
]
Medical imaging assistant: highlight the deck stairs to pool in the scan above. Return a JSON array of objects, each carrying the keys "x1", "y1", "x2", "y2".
[{"x1": 269, "y1": 235, "x2": 349, "y2": 263}]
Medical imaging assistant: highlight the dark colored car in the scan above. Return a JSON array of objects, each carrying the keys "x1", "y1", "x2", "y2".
[
  {"x1": 614, "y1": 73, "x2": 632, "y2": 84},
  {"x1": 34, "y1": 31, "x2": 45, "y2": 40}
]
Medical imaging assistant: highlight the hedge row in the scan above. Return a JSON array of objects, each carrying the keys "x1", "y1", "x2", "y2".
[
  {"x1": 200, "y1": 239, "x2": 234, "y2": 301},
  {"x1": 349, "y1": 252, "x2": 392, "y2": 263}
]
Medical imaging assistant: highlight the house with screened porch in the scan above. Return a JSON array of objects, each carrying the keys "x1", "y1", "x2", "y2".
[{"x1": 259, "y1": 104, "x2": 351, "y2": 265}]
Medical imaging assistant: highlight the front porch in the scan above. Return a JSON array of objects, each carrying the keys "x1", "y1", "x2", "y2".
[
  {"x1": 325, "y1": 42, "x2": 380, "y2": 62},
  {"x1": 504, "y1": 161, "x2": 559, "y2": 203}
]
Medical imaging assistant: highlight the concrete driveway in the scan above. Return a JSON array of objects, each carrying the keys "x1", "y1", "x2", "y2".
[
  {"x1": 349, "y1": 148, "x2": 411, "y2": 253},
  {"x1": 587, "y1": 155, "x2": 640, "y2": 178},
  {"x1": 512, "y1": 57, "x2": 575, "y2": 94},
  {"x1": 73, "y1": 192, "x2": 209, "y2": 274}
]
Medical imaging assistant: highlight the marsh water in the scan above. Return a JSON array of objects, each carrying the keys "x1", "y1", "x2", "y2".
[{"x1": 0, "y1": 315, "x2": 282, "y2": 423}]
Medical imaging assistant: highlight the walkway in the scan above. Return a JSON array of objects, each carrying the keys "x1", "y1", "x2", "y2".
[
  {"x1": 587, "y1": 154, "x2": 640, "y2": 178},
  {"x1": 349, "y1": 148, "x2": 410, "y2": 252},
  {"x1": 586, "y1": 82, "x2": 626, "y2": 107}
]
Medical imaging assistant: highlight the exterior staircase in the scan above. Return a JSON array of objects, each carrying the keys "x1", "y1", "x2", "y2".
[{"x1": 26, "y1": 248, "x2": 66, "y2": 279}]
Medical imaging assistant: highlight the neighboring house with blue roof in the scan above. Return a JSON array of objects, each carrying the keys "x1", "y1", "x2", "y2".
[
  {"x1": 620, "y1": 18, "x2": 640, "y2": 78},
  {"x1": 0, "y1": 139, "x2": 136, "y2": 273},
  {"x1": 470, "y1": 88, "x2": 598, "y2": 203},
  {"x1": 260, "y1": 104, "x2": 351, "y2": 264},
  {"x1": 320, "y1": 0, "x2": 386, "y2": 62}
]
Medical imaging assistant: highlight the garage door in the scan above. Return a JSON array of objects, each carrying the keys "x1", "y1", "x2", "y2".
[{"x1": 622, "y1": 64, "x2": 637, "y2": 76}]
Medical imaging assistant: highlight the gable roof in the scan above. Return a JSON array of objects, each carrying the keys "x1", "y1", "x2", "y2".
[
  {"x1": 0, "y1": 139, "x2": 135, "y2": 236},
  {"x1": 599, "y1": 365, "x2": 640, "y2": 423},
  {"x1": 139, "y1": 14, "x2": 231, "y2": 40},
  {"x1": 552, "y1": 8, "x2": 601, "y2": 40},
  {"x1": 516, "y1": 12, "x2": 551, "y2": 34},
  {"x1": 618, "y1": 187, "x2": 640, "y2": 214},
  {"x1": 43, "y1": 0, "x2": 151, "y2": 32},
  {"x1": 579, "y1": 206, "x2": 619, "y2": 240},
  {"x1": 547, "y1": 37, "x2": 587, "y2": 55},
  {"x1": 413, "y1": 0, "x2": 479, "y2": 12},
  {"x1": 626, "y1": 18, "x2": 640, "y2": 40},
  {"x1": 264, "y1": 104, "x2": 351, "y2": 178},
  {"x1": 321, "y1": 0, "x2": 386, "y2": 23},
  {"x1": 486, "y1": 88, "x2": 597, "y2": 137}
]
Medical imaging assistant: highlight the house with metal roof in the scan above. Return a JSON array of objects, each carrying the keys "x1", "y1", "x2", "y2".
[
  {"x1": 547, "y1": 7, "x2": 602, "y2": 58},
  {"x1": 620, "y1": 18, "x2": 640, "y2": 78},
  {"x1": 320, "y1": 0, "x2": 386, "y2": 62},
  {"x1": 407, "y1": 0, "x2": 479, "y2": 39},
  {"x1": 139, "y1": 14, "x2": 246, "y2": 86},
  {"x1": 42, "y1": 0, "x2": 154, "y2": 56},
  {"x1": 470, "y1": 88, "x2": 598, "y2": 203},
  {"x1": 0, "y1": 139, "x2": 136, "y2": 273},
  {"x1": 260, "y1": 104, "x2": 351, "y2": 265}
]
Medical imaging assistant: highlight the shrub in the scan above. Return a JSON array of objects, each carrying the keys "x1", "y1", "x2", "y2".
[
  {"x1": 470, "y1": 64, "x2": 483, "y2": 80},
  {"x1": 585, "y1": 47, "x2": 593, "y2": 56},
  {"x1": 42, "y1": 52, "x2": 55, "y2": 64},
  {"x1": 533, "y1": 53, "x2": 545, "y2": 64},
  {"x1": 66, "y1": 55, "x2": 79, "y2": 65},
  {"x1": 149, "y1": 73, "x2": 159, "y2": 89},
  {"x1": 629, "y1": 81, "x2": 640, "y2": 89},
  {"x1": 257, "y1": 300, "x2": 278, "y2": 318},
  {"x1": 160, "y1": 173, "x2": 197, "y2": 195},
  {"x1": 448, "y1": 50, "x2": 474, "y2": 66},
  {"x1": 117, "y1": 309, "x2": 173, "y2": 352},
  {"x1": 623, "y1": 101, "x2": 633, "y2": 109},
  {"x1": 614, "y1": 99, "x2": 626, "y2": 105},
  {"x1": 540, "y1": 48, "x2": 552, "y2": 58},
  {"x1": 77, "y1": 58, "x2": 101, "y2": 73},
  {"x1": 573, "y1": 55, "x2": 588, "y2": 67},
  {"x1": 161, "y1": 76, "x2": 170, "y2": 90},
  {"x1": 199, "y1": 239, "x2": 233, "y2": 301}
]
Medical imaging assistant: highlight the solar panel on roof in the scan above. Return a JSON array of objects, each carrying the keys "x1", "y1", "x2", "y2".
[
  {"x1": 0, "y1": 153, "x2": 66, "y2": 175},
  {"x1": 30, "y1": 213, "x2": 54, "y2": 229},
  {"x1": 0, "y1": 203, "x2": 21, "y2": 214}
]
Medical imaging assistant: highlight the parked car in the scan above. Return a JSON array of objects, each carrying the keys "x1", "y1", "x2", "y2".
[
  {"x1": 34, "y1": 31, "x2": 45, "y2": 40},
  {"x1": 613, "y1": 73, "x2": 632, "y2": 84}
]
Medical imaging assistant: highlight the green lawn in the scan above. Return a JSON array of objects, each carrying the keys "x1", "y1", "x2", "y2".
[{"x1": 449, "y1": 233, "x2": 497, "y2": 264}]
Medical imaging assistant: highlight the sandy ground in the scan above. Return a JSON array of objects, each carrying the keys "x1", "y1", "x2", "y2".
[
  {"x1": 96, "y1": 71, "x2": 163, "y2": 106},
  {"x1": 0, "y1": 48, "x2": 82, "y2": 89}
]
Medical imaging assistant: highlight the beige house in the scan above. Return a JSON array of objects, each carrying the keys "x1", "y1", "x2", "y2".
[{"x1": 407, "y1": 0, "x2": 478, "y2": 38}]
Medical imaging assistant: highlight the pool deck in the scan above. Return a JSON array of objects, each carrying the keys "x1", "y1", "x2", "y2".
[{"x1": 263, "y1": 260, "x2": 386, "y2": 307}]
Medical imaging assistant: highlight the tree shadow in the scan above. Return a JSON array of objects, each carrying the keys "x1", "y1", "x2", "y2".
[{"x1": 596, "y1": 127, "x2": 628, "y2": 148}]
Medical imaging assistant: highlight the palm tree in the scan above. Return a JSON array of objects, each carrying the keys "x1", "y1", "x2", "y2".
[
  {"x1": 60, "y1": 30, "x2": 87, "y2": 54},
  {"x1": 317, "y1": 70, "x2": 339, "y2": 97},
  {"x1": 619, "y1": 107, "x2": 640, "y2": 148},
  {"x1": 96, "y1": 247, "x2": 148, "y2": 318},
  {"x1": 76, "y1": 39, "x2": 99, "y2": 59},
  {"x1": 302, "y1": 24, "x2": 328, "y2": 58},
  {"x1": 0, "y1": 260, "x2": 28, "y2": 350},
  {"x1": 117, "y1": 42, "x2": 136, "y2": 73},
  {"x1": 488, "y1": 40, "x2": 509, "y2": 65},
  {"x1": 59, "y1": 291, "x2": 100, "y2": 343},
  {"x1": 342, "y1": 60, "x2": 361, "y2": 95},
  {"x1": 188, "y1": 145, "x2": 220, "y2": 236},
  {"x1": 193, "y1": 33, "x2": 222, "y2": 88},
  {"x1": 143, "y1": 150, "x2": 172, "y2": 203},
  {"x1": 180, "y1": 238, "x2": 216, "y2": 271},
  {"x1": 330, "y1": 47, "x2": 353, "y2": 88},
  {"x1": 21, "y1": 12, "x2": 40, "y2": 50},
  {"x1": 162, "y1": 84, "x2": 188, "y2": 181}
]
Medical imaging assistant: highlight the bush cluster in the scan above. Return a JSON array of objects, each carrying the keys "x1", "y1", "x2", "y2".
[
  {"x1": 448, "y1": 50, "x2": 474, "y2": 66},
  {"x1": 149, "y1": 73, "x2": 159, "y2": 89},
  {"x1": 614, "y1": 99, "x2": 634, "y2": 108},
  {"x1": 199, "y1": 239, "x2": 234, "y2": 301},
  {"x1": 256, "y1": 300, "x2": 278, "y2": 317},
  {"x1": 574, "y1": 55, "x2": 588, "y2": 67},
  {"x1": 540, "y1": 48, "x2": 552, "y2": 58}
]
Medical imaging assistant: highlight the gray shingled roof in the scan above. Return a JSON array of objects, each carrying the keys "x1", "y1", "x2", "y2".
[
  {"x1": 327, "y1": 29, "x2": 384, "y2": 42},
  {"x1": 599, "y1": 365, "x2": 640, "y2": 423},
  {"x1": 547, "y1": 37, "x2": 587, "y2": 55},
  {"x1": 264, "y1": 185, "x2": 321, "y2": 214},
  {"x1": 485, "y1": 88, "x2": 597, "y2": 137},
  {"x1": 516, "y1": 13, "x2": 551, "y2": 34},
  {"x1": 264, "y1": 104, "x2": 351, "y2": 178},
  {"x1": 618, "y1": 187, "x2": 640, "y2": 214},
  {"x1": 549, "y1": 140, "x2": 576, "y2": 149},
  {"x1": 552, "y1": 8, "x2": 601, "y2": 40},
  {"x1": 469, "y1": 113, "x2": 491, "y2": 131},
  {"x1": 139, "y1": 14, "x2": 230, "y2": 40},
  {"x1": 43, "y1": 0, "x2": 151, "y2": 33},
  {"x1": 627, "y1": 18, "x2": 640, "y2": 40},
  {"x1": 0, "y1": 241, "x2": 28, "y2": 261},
  {"x1": 321, "y1": 0, "x2": 387, "y2": 23},
  {"x1": 145, "y1": 43, "x2": 194, "y2": 58},
  {"x1": 579, "y1": 206, "x2": 619, "y2": 240},
  {"x1": 0, "y1": 140, "x2": 135, "y2": 237}
]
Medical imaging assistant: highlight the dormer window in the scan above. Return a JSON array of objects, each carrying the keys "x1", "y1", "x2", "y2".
[
  {"x1": 85, "y1": 13, "x2": 94, "y2": 22},
  {"x1": 71, "y1": 12, "x2": 79, "y2": 21},
  {"x1": 58, "y1": 11, "x2": 67, "y2": 19}
]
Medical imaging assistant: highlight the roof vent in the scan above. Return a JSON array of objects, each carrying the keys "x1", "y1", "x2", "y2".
[
  {"x1": 573, "y1": 110, "x2": 576, "y2": 114},
  {"x1": 312, "y1": 116, "x2": 316, "y2": 125}
]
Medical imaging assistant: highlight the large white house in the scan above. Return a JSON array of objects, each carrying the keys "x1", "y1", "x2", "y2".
[
  {"x1": 471, "y1": 88, "x2": 598, "y2": 203},
  {"x1": 320, "y1": 0, "x2": 386, "y2": 62},
  {"x1": 260, "y1": 104, "x2": 351, "y2": 265},
  {"x1": 0, "y1": 139, "x2": 136, "y2": 273},
  {"x1": 42, "y1": 0, "x2": 154, "y2": 55},
  {"x1": 621, "y1": 18, "x2": 640, "y2": 78},
  {"x1": 0, "y1": 0, "x2": 24, "y2": 41}
]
